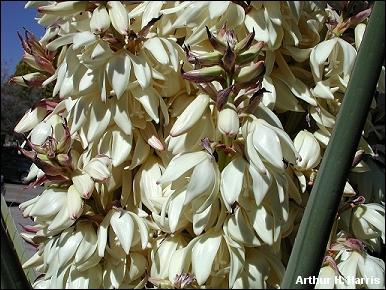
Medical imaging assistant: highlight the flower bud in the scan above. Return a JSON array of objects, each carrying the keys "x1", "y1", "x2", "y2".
[
  {"x1": 83, "y1": 155, "x2": 112, "y2": 182},
  {"x1": 90, "y1": 5, "x2": 111, "y2": 34},
  {"x1": 56, "y1": 153, "x2": 72, "y2": 168},
  {"x1": 10, "y1": 72, "x2": 47, "y2": 88},
  {"x1": 235, "y1": 41, "x2": 265, "y2": 65},
  {"x1": 67, "y1": 185, "x2": 83, "y2": 220},
  {"x1": 218, "y1": 103, "x2": 239, "y2": 137},
  {"x1": 294, "y1": 130, "x2": 321, "y2": 170},
  {"x1": 205, "y1": 26, "x2": 227, "y2": 52},
  {"x1": 140, "y1": 122, "x2": 165, "y2": 151},
  {"x1": 182, "y1": 65, "x2": 225, "y2": 83},
  {"x1": 22, "y1": 53, "x2": 42, "y2": 71},
  {"x1": 186, "y1": 49, "x2": 223, "y2": 66},
  {"x1": 14, "y1": 107, "x2": 47, "y2": 133},
  {"x1": 72, "y1": 173, "x2": 95, "y2": 199},
  {"x1": 107, "y1": 1, "x2": 129, "y2": 35},
  {"x1": 234, "y1": 29, "x2": 255, "y2": 53},
  {"x1": 30, "y1": 122, "x2": 52, "y2": 145},
  {"x1": 37, "y1": 1, "x2": 88, "y2": 16},
  {"x1": 234, "y1": 60, "x2": 265, "y2": 83},
  {"x1": 170, "y1": 94, "x2": 210, "y2": 137}
]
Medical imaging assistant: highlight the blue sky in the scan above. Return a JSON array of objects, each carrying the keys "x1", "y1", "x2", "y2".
[{"x1": 1, "y1": 1, "x2": 45, "y2": 74}]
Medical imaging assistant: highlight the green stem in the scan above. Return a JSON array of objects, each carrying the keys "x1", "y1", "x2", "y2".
[{"x1": 217, "y1": 150, "x2": 227, "y2": 172}]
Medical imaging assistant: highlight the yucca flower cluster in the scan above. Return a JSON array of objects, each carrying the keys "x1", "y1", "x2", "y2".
[{"x1": 11, "y1": 1, "x2": 384, "y2": 289}]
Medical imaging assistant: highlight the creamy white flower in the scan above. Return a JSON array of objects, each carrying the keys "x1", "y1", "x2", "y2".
[
  {"x1": 217, "y1": 103, "x2": 239, "y2": 137},
  {"x1": 233, "y1": 246, "x2": 284, "y2": 289},
  {"x1": 169, "y1": 94, "x2": 210, "y2": 137},
  {"x1": 150, "y1": 235, "x2": 186, "y2": 279},
  {"x1": 294, "y1": 130, "x2": 321, "y2": 170},
  {"x1": 97, "y1": 208, "x2": 148, "y2": 257},
  {"x1": 90, "y1": 5, "x2": 110, "y2": 34},
  {"x1": 340, "y1": 203, "x2": 385, "y2": 245},
  {"x1": 107, "y1": 1, "x2": 129, "y2": 35},
  {"x1": 242, "y1": 116, "x2": 299, "y2": 170},
  {"x1": 310, "y1": 38, "x2": 357, "y2": 83},
  {"x1": 14, "y1": 107, "x2": 47, "y2": 134}
]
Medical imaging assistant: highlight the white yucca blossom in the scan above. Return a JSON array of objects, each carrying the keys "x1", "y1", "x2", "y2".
[
  {"x1": 242, "y1": 116, "x2": 299, "y2": 171},
  {"x1": 316, "y1": 250, "x2": 385, "y2": 289},
  {"x1": 97, "y1": 208, "x2": 149, "y2": 257},
  {"x1": 340, "y1": 203, "x2": 385, "y2": 251},
  {"x1": 162, "y1": 229, "x2": 242, "y2": 288},
  {"x1": 14, "y1": 106, "x2": 48, "y2": 133},
  {"x1": 293, "y1": 130, "x2": 321, "y2": 171},
  {"x1": 11, "y1": 1, "x2": 384, "y2": 289},
  {"x1": 157, "y1": 151, "x2": 220, "y2": 234},
  {"x1": 19, "y1": 186, "x2": 82, "y2": 235}
]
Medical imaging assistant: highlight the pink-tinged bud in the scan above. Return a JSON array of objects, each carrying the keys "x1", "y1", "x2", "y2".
[
  {"x1": 18, "y1": 147, "x2": 37, "y2": 161},
  {"x1": 22, "y1": 53, "x2": 41, "y2": 71},
  {"x1": 67, "y1": 185, "x2": 84, "y2": 220},
  {"x1": 205, "y1": 26, "x2": 227, "y2": 53},
  {"x1": 344, "y1": 238, "x2": 365, "y2": 252},
  {"x1": 25, "y1": 30, "x2": 46, "y2": 57},
  {"x1": 185, "y1": 48, "x2": 223, "y2": 66},
  {"x1": 235, "y1": 42, "x2": 265, "y2": 65},
  {"x1": 10, "y1": 72, "x2": 47, "y2": 88},
  {"x1": 56, "y1": 153, "x2": 72, "y2": 168},
  {"x1": 72, "y1": 174, "x2": 95, "y2": 199},
  {"x1": 20, "y1": 224, "x2": 39, "y2": 233},
  {"x1": 32, "y1": 99, "x2": 59, "y2": 112},
  {"x1": 217, "y1": 103, "x2": 239, "y2": 137},
  {"x1": 83, "y1": 155, "x2": 112, "y2": 182},
  {"x1": 37, "y1": 1, "x2": 88, "y2": 16},
  {"x1": 234, "y1": 28, "x2": 255, "y2": 53},
  {"x1": 24, "y1": 138, "x2": 47, "y2": 155},
  {"x1": 349, "y1": 7, "x2": 372, "y2": 25},
  {"x1": 182, "y1": 65, "x2": 225, "y2": 83},
  {"x1": 32, "y1": 53, "x2": 55, "y2": 74},
  {"x1": 34, "y1": 155, "x2": 66, "y2": 177},
  {"x1": 234, "y1": 60, "x2": 265, "y2": 83}
]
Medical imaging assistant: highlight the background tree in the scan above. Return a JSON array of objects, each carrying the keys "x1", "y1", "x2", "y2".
[{"x1": 1, "y1": 60, "x2": 53, "y2": 145}]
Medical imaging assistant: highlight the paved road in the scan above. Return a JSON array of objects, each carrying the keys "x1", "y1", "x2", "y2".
[
  {"x1": 4, "y1": 183, "x2": 43, "y2": 204},
  {"x1": 3, "y1": 183, "x2": 44, "y2": 260}
]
